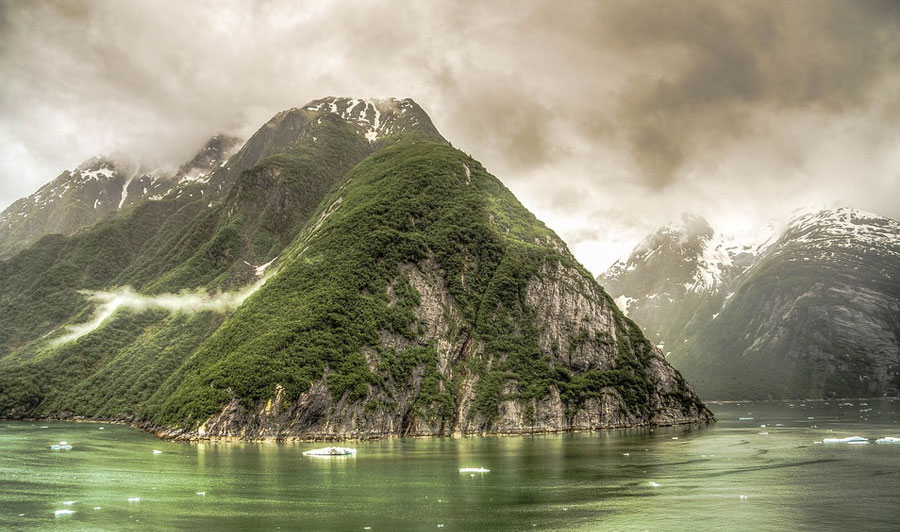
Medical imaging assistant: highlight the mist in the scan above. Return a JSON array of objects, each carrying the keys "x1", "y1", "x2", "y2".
[
  {"x1": 2, "y1": 0, "x2": 899, "y2": 274},
  {"x1": 54, "y1": 280, "x2": 265, "y2": 346}
]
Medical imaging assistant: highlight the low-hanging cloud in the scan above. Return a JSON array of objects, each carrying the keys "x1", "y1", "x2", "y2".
[
  {"x1": 53, "y1": 280, "x2": 265, "y2": 346},
  {"x1": 2, "y1": 0, "x2": 899, "y2": 274}
]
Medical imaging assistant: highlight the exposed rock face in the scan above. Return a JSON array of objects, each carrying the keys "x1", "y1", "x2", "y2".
[{"x1": 153, "y1": 257, "x2": 712, "y2": 442}]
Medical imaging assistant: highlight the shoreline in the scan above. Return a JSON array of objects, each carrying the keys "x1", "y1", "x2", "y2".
[{"x1": 2, "y1": 415, "x2": 714, "y2": 444}]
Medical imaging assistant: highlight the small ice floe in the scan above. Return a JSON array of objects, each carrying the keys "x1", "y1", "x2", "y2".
[
  {"x1": 152, "y1": 450, "x2": 163, "y2": 455},
  {"x1": 459, "y1": 467, "x2": 490, "y2": 473},
  {"x1": 875, "y1": 437, "x2": 900, "y2": 444},
  {"x1": 823, "y1": 436, "x2": 869, "y2": 445},
  {"x1": 738, "y1": 417, "x2": 754, "y2": 421},
  {"x1": 739, "y1": 494, "x2": 749, "y2": 500},
  {"x1": 127, "y1": 497, "x2": 141, "y2": 503},
  {"x1": 54, "y1": 509, "x2": 76, "y2": 517},
  {"x1": 648, "y1": 481, "x2": 662, "y2": 488},
  {"x1": 302, "y1": 447, "x2": 356, "y2": 456}
]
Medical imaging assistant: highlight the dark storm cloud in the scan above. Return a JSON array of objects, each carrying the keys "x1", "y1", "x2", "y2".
[{"x1": 1, "y1": 0, "x2": 899, "y2": 273}]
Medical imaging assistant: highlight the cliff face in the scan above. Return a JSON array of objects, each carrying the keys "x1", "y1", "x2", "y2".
[
  {"x1": 153, "y1": 258, "x2": 710, "y2": 442},
  {"x1": 1, "y1": 97, "x2": 712, "y2": 440}
]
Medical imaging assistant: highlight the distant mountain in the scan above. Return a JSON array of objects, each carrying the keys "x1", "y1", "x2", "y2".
[
  {"x1": 0, "y1": 97, "x2": 711, "y2": 440},
  {"x1": 600, "y1": 209, "x2": 900, "y2": 400},
  {"x1": 0, "y1": 135, "x2": 241, "y2": 259}
]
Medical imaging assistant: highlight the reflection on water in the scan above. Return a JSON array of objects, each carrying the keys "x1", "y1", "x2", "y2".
[{"x1": 1, "y1": 400, "x2": 898, "y2": 531}]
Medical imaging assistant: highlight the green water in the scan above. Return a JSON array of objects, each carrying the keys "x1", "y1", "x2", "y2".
[{"x1": 1, "y1": 400, "x2": 898, "y2": 531}]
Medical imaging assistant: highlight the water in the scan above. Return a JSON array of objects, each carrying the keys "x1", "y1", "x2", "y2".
[{"x1": 1, "y1": 400, "x2": 898, "y2": 531}]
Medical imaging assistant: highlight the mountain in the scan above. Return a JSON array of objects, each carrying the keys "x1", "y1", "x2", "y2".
[
  {"x1": 600, "y1": 209, "x2": 900, "y2": 400},
  {"x1": 0, "y1": 135, "x2": 241, "y2": 260},
  {"x1": 0, "y1": 97, "x2": 711, "y2": 440}
]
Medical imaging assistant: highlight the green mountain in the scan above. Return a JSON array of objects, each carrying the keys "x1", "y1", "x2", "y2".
[
  {"x1": 0, "y1": 97, "x2": 711, "y2": 440},
  {"x1": 601, "y1": 209, "x2": 900, "y2": 400}
]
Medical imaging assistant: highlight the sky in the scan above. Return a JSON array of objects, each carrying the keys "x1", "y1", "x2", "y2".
[{"x1": 1, "y1": 0, "x2": 899, "y2": 274}]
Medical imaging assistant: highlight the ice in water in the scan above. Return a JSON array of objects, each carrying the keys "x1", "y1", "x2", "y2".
[{"x1": 822, "y1": 436, "x2": 869, "y2": 444}]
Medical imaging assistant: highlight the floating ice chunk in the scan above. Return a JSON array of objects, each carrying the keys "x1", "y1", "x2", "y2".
[
  {"x1": 823, "y1": 436, "x2": 869, "y2": 444},
  {"x1": 127, "y1": 497, "x2": 141, "y2": 502},
  {"x1": 876, "y1": 437, "x2": 900, "y2": 444},
  {"x1": 303, "y1": 447, "x2": 356, "y2": 456},
  {"x1": 152, "y1": 450, "x2": 163, "y2": 455},
  {"x1": 459, "y1": 467, "x2": 490, "y2": 473},
  {"x1": 54, "y1": 509, "x2": 76, "y2": 517},
  {"x1": 648, "y1": 481, "x2": 662, "y2": 488}
]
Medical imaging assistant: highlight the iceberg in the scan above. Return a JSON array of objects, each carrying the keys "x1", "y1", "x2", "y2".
[
  {"x1": 875, "y1": 437, "x2": 900, "y2": 444},
  {"x1": 302, "y1": 446, "x2": 356, "y2": 457},
  {"x1": 822, "y1": 436, "x2": 869, "y2": 444},
  {"x1": 459, "y1": 467, "x2": 490, "y2": 473}
]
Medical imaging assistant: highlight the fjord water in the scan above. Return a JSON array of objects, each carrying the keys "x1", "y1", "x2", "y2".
[{"x1": 2, "y1": 401, "x2": 898, "y2": 531}]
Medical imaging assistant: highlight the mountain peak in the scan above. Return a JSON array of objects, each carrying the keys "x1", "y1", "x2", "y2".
[{"x1": 294, "y1": 96, "x2": 443, "y2": 144}]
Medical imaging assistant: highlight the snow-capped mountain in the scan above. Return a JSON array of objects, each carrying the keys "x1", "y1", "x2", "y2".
[
  {"x1": 600, "y1": 208, "x2": 900, "y2": 400},
  {"x1": 0, "y1": 135, "x2": 240, "y2": 259},
  {"x1": 598, "y1": 214, "x2": 761, "y2": 351}
]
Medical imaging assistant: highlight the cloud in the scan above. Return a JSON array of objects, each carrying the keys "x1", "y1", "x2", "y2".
[
  {"x1": 1, "y1": 0, "x2": 899, "y2": 275},
  {"x1": 53, "y1": 279, "x2": 266, "y2": 346}
]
